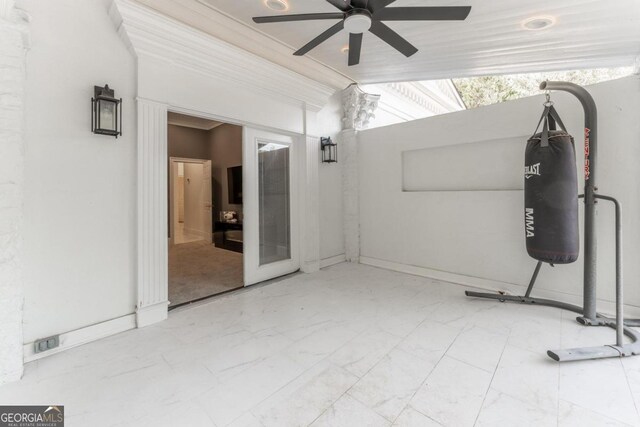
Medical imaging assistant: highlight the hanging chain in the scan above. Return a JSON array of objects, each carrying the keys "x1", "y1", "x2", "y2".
[{"x1": 544, "y1": 90, "x2": 554, "y2": 107}]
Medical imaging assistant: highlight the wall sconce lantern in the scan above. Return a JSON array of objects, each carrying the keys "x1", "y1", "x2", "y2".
[
  {"x1": 91, "y1": 85, "x2": 122, "y2": 138},
  {"x1": 320, "y1": 136, "x2": 337, "y2": 163}
]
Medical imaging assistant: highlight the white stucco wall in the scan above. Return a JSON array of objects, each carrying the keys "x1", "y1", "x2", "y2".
[
  {"x1": 358, "y1": 76, "x2": 640, "y2": 314},
  {"x1": 0, "y1": 0, "x2": 28, "y2": 385},
  {"x1": 19, "y1": 0, "x2": 138, "y2": 344}
]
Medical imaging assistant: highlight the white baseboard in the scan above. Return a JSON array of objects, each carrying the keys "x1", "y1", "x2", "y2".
[
  {"x1": 23, "y1": 314, "x2": 136, "y2": 363},
  {"x1": 359, "y1": 256, "x2": 640, "y2": 319},
  {"x1": 136, "y1": 301, "x2": 169, "y2": 328},
  {"x1": 320, "y1": 254, "x2": 346, "y2": 269}
]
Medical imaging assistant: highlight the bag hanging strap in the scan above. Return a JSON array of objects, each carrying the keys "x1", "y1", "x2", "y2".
[
  {"x1": 532, "y1": 104, "x2": 567, "y2": 148},
  {"x1": 548, "y1": 105, "x2": 567, "y2": 132}
]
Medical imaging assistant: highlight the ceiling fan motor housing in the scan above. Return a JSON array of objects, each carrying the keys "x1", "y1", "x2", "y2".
[{"x1": 344, "y1": 9, "x2": 373, "y2": 34}]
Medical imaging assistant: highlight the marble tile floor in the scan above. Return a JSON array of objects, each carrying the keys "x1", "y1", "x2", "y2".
[{"x1": 2, "y1": 262, "x2": 640, "y2": 427}]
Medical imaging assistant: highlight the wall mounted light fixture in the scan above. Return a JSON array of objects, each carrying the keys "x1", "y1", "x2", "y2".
[
  {"x1": 91, "y1": 84, "x2": 122, "y2": 138},
  {"x1": 320, "y1": 137, "x2": 337, "y2": 163}
]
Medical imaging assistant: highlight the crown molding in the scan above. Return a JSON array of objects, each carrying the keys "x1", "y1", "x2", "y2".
[
  {"x1": 110, "y1": 0, "x2": 340, "y2": 111},
  {"x1": 133, "y1": 0, "x2": 354, "y2": 91},
  {"x1": 359, "y1": 80, "x2": 465, "y2": 126}
]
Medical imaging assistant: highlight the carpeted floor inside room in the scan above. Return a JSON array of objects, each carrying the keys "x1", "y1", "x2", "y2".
[{"x1": 168, "y1": 241, "x2": 243, "y2": 307}]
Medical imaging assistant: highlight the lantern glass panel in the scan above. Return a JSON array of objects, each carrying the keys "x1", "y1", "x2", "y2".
[{"x1": 98, "y1": 99, "x2": 117, "y2": 132}]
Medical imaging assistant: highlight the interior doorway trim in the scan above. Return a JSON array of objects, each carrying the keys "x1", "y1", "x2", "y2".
[{"x1": 168, "y1": 157, "x2": 212, "y2": 246}]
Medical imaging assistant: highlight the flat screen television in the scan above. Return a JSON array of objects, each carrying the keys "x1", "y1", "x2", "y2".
[{"x1": 227, "y1": 165, "x2": 242, "y2": 205}]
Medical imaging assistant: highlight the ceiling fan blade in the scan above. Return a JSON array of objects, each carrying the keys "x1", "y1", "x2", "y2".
[
  {"x1": 253, "y1": 13, "x2": 345, "y2": 24},
  {"x1": 369, "y1": 20, "x2": 417, "y2": 57},
  {"x1": 325, "y1": 0, "x2": 351, "y2": 11},
  {"x1": 294, "y1": 21, "x2": 345, "y2": 56},
  {"x1": 368, "y1": 0, "x2": 397, "y2": 12},
  {"x1": 374, "y1": 6, "x2": 471, "y2": 21},
  {"x1": 348, "y1": 33, "x2": 363, "y2": 66}
]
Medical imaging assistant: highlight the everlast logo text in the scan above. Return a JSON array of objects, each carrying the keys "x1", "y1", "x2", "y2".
[{"x1": 524, "y1": 163, "x2": 540, "y2": 179}]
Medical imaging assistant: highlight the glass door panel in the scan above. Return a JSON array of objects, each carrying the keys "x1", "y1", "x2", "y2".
[{"x1": 258, "y1": 142, "x2": 291, "y2": 265}]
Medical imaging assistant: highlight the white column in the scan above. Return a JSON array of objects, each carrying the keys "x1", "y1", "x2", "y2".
[
  {"x1": 341, "y1": 84, "x2": 380, "y2": 263},
  {"x1": 136, "y1": 98, "x2": 169, "y2": 327},
  {"x1": 0, "y1": 0, "x2": 28, "y2": 385},
  {"x1": 300, "y1": 135, "x2": 321, "y2": 273},
  {"x1": 340, "y1": 129, "x2": 359, "y2": 262}
]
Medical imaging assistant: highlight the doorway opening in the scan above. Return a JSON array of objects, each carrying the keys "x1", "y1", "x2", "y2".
[{"x1": 167, "y1": 112, "x2": 244, "y2": 308}]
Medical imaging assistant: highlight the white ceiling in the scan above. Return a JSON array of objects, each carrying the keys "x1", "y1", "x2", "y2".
[{"x1": 137, "y1": 0, "x2": 640, "y2": 85}]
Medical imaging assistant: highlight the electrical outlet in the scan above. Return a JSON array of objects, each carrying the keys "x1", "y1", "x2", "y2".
[{"x1": 34, "y1": 335, "x2": 60, "y2": 353}]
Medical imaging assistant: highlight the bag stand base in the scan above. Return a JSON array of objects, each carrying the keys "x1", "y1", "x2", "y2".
[
  {"x1": 466, "y1": 192, "x2": 640, "y2": 362},
  {"x1": 465, "y1": 289, "x2": 640, "y2": 362}
]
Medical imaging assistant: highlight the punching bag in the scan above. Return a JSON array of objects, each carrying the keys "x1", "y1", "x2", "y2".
[{"x1": 524, "y1": 105, "x2": 579, "y2": 264}]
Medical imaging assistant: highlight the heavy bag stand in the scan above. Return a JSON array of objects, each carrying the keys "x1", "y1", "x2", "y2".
[{"x1": 465, "y1": 81, "x2": 640, "y2": 362}]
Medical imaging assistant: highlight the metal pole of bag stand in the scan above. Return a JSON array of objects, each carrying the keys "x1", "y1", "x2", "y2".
[
  {"x1": 465, "y1": 81, "x2": 640, "y2": 362},
  {"x1": 539, "y1": 81, "x2": 598, "y2": 324}
]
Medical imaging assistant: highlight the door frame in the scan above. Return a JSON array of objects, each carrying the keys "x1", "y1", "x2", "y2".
[
  {"x1": 168, "y1": 157, "x2": 212, "y2": 246},
  {"x1": 136, "y1": 101, "x2": 315, "y2": 328},
  {"x1": 243, "y1": 128, "x2": 299, "y2": 286}
]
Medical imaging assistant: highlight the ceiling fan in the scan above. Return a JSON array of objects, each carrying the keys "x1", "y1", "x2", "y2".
[{"x1": 252, "y1": 0, "x2": 471, "y2": 66}]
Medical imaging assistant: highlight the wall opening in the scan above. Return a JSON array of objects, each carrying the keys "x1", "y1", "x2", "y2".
[{"x1": 167, "y1": 112, "x2": 244, "y2": 309}]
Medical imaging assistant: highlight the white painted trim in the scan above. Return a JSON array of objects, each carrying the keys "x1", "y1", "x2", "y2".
[
  {"x1": 169, "y1": 156, "x2": 209, "y2": 164},
  {"x1": 299, "y1": 135, "x2": 320, "y2": 274},
  {"x1": 169, "y1": 159, "x2": 177, "y2": 247},
  {"x1": 136, "y1": 301, "x2": 169, "y2": 328},
  {"x1": 359, "y1": 256, "x2": 640, "y2": 319},
  {"x1": 23, "y1": 314, "x2": 136, "y2": 363},
  {"x1": 341, "y1": 129, "x2": 360, "y2": 262},
  {"x1": 320, "y1": 254, "x2": 346, "y2": 269},
  {"x1": 168, "y1": 105, "x2": 304, "y2": 139},
  {"x1": 137, "y1": 99, "x2": 169, "y2": 324}
]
